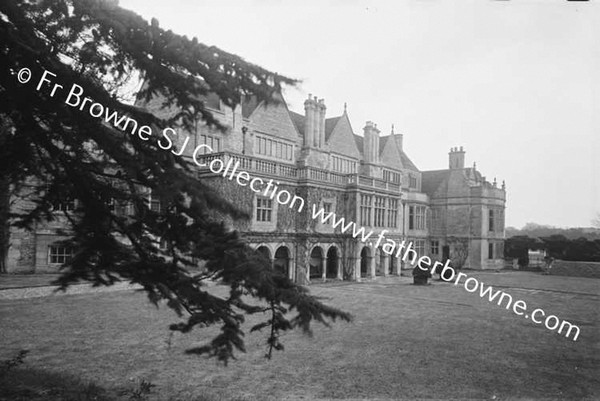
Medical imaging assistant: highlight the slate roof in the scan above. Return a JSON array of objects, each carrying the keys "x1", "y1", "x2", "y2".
[
  {"x1": 379, "y1": 135, "x2": 389, "y2": 154},
  {"x1": 289, "y1": 112, "x2": 345, "y2": 142},
  {"x1": 421, "y1": 167, "x2": 483, "y2": 196},
  {"x1": 353, "y1": 134, "x2": 364, "y2": 153},
  {"x1": 241, "y1": 95, "x2": 260, "y2": 118},
  {"x1": 421, "y1": 169, "x2": 451, "y2": 196},
  {"x1": 325, "y1": 116, "x2": 341, "y2": 141},
  {"x1": 286, "y1": 106, "x2": 422, "y2": 174},
  {"x1": 289, "y1": 111, "x2": 305, "y2": 135},
  {"x1": 400, "y1": 151, "x2": 419, "y2": 172}
]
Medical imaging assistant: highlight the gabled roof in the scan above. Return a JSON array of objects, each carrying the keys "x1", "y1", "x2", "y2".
[
  {"x1": 241, "y1": 95, "x2": 260, "y2": 118},
  {"x1": 353, "y1": 134, "x2": 364, "y2": 153},
  {"x1": 325, "y1": 116, "x2": 341, "y2": 141},
  {"x1": 326, "y1": 113, "x2": 361, "y2": 159},
  {"x1": 287, "y1": 113, "x2": 343, "y2": 142},
  {"x1": 400, "y1": 151, "x2": 419, "y2": 172},
  {"x1": 378, "y1": 135, "x2": 405, "y2": 171},
  {"x1": 289, "y1": 111, "x2": 305, "y2": 135},
  {"x1": 379, "y1": 135, "x2": 389, "y2": 154},
  {"x1": 246, "y1": 92, "x2": 300, "y2": 140}
]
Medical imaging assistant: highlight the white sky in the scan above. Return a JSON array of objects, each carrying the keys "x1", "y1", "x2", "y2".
[{"x1": 120, "y1": 0, "x2": 599, "y2": 229}]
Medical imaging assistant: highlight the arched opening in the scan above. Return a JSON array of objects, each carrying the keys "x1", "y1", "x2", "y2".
[
  {"x1": 326, "y1": 246, "x2": 338, "y2": 279},
  {"x1": 360, "y1": 247, "x2": 371, "y2": 278},
  {"x1": 256, "y1": 246, "x2": 271, "y2": 264},
  {"x1": 376, "y1": 247, "x2": 386, "y2": 276},
  {"x1": 309, "y1": 246, "x2": 324, "y2": 279},
  {"x1": 390, "y1": 256, "x2": 398, "y2": 275},
  {"x1": 274, "y1": 246, "x2": 290, "y2": 278}
]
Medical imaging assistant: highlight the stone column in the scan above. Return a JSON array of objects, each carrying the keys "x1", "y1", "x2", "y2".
[
  {"x1": 355, "y1": 251, "x2": 362, "y2": 282},
  {"x1": 289, "y1": 257, "x2": 295, "y2": 281},
  {"x1": 382, "y1": 254, "x2": 389, "y2": 276}
]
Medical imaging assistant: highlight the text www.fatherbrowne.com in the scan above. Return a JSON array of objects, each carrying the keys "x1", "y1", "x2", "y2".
[
  {"x1": 432, "y1": 266, "x2": 580, "y2": 341},
  {"x1": 309, "y1": 205, "x2": 581, "y2": 341}
]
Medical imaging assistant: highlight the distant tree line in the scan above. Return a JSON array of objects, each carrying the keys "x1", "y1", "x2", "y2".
[
  {"x1": 505, "y1": 235, "x2": 600, "y2": 266},
  {"x1": 506, "y1": 222, "x2": 600, "y2": 241}
]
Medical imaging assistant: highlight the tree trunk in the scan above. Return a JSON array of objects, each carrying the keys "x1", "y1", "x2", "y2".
[{"x1": 0, "y1": 175, "x2": 10, "y2": 273}]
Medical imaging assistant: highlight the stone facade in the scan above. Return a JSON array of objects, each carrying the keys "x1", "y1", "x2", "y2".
[{"x1": 5, "y1": 90, "x2": 507, "y2": 280}]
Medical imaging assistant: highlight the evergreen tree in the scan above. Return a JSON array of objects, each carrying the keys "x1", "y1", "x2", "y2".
[{"x1": 0, "y1": 0, "x2": 351, "y2": 362}]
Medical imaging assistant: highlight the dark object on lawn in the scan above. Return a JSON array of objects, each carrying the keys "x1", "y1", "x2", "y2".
[
  {"x1": 412, "y1": 266, "x2": 431, "y2": 285},
  {"x1": 439, "y1": 262, "x2": 454, "y2": 282}
]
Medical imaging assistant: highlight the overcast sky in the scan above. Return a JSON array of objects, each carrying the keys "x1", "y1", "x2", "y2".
[{"x1": 120, "y1": 0, "x2": 599, "y2": 229}]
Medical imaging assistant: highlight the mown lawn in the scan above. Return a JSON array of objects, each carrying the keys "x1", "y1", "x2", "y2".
[{"x1": 1, "y1": 271, "x2": 598, "y2": 400}]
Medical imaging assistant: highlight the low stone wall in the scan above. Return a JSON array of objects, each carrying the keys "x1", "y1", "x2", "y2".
[{"x1": 549, "y1": 260, "x2": 600, "y2": 279}]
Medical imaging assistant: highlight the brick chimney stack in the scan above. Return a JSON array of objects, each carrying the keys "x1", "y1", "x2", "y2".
[{"x1": 449, "y1": 146, "x2": 465, "y2": 169}]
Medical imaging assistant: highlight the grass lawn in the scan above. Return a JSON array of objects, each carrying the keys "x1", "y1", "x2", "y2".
[{"x1": 0, "y1": 271, "x2": 599, "y2": 400}]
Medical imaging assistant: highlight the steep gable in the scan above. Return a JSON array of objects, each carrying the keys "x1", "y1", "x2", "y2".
[
  {"x1": 246, "y1": 94, "x2": 300, "y2": 141},
  {"x1": 379, "y1": 135, "x2": 404, "y2": 170},
  {"x1": 353, "y1": 134, "x2": 364, "y2": 156},
  {"x1": 400, "y1": 151, "x2": 419, "y2": 172},
  {"x1": 241, "y1": 95, "x2": 260, "y2": 118},
  {"x1": 289, "y1": 111, "x2": 305, "y2": 137},
  {"x1": 325, "y1": 117, "x2": 340, "y2": 142},
  {"x1": 326, "y1": 113, "x2": 361, "y2": 159}
]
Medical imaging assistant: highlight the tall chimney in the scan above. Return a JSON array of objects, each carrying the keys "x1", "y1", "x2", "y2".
[
  {"x1": 312, "y1": 96, "x2": 319, "y2": 147},
  {"x1": 449, "y1": 146, "x2": 465, "y2": 169},
  {"x1": 303, "y1": 94, "x2": 315, "y2": 147},
  {"x1": 317, "y1": 99, "x2": 326, "y2": 148},
  {"x1": 363, "y1": 121, "x2": 380, "y2": 164}
]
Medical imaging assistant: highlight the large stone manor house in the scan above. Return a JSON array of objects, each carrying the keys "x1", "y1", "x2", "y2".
[
  {"x1": 5, "y1": 90, "x2": 506, "y2": 283},
  {"x1": 143, "y1": 90, "x2": 506, "y2": 283}
]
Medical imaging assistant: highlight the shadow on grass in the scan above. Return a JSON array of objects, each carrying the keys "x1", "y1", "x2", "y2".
[
  {"x1": 0, "y1": 367, "x2": 254, "y2": 401},
  {"x1": 0, "y1": 367, "x2": 119, "y2": 400}
]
